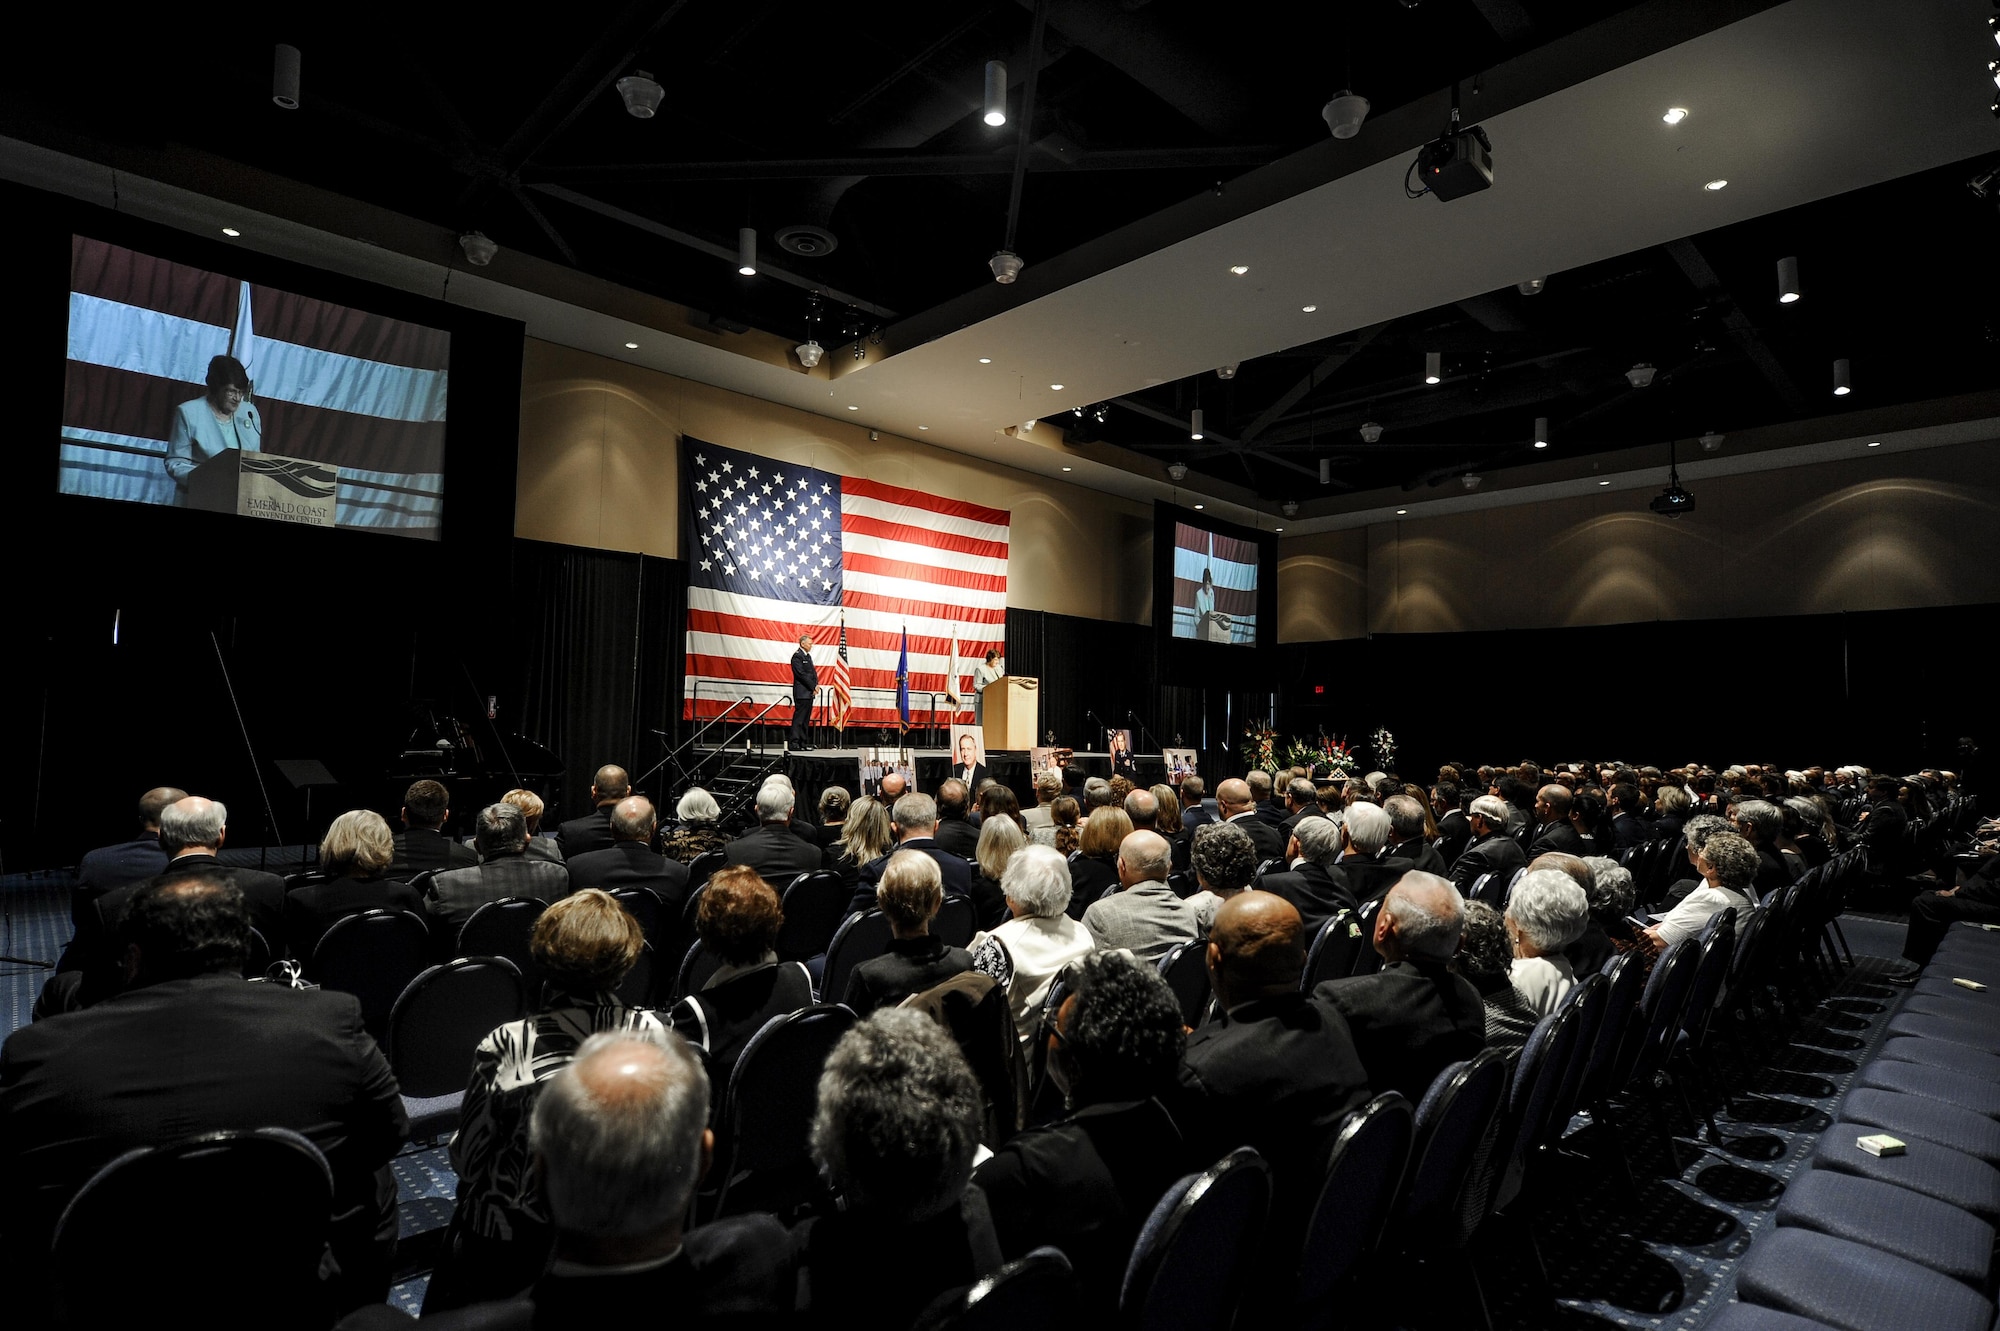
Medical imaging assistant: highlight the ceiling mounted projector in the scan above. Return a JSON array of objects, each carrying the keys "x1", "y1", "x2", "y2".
[
  {"x1": 1650, "y1": 483, "x2": 1696, "y2": 517},
  {"x1": 1413, "y1": 124, "x2": 1493, "y2": 201},
  {"x1": 1321, "y1": 90, "x2": 1370, "y2": 139}
]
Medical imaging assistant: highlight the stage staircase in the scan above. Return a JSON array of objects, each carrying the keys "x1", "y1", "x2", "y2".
[{"x1": 704, "y1": 748, "x2": 789, "y2": 824}]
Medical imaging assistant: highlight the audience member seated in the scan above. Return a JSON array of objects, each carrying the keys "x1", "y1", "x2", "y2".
[
  {"x1": 1050, "y1": 795, "x2": 1084, "y2": 855},
  {"x1": 1449, "y1": 794, "x2": 1528, "y2": 895},
  {"x1": 795, "y1": 1010, "x2": 999, "y2": 1325},
  {"x1": 1064, "y1": 806, "x2": 1133, "y2": 914},
  {"x1": 1607, "y1": 783, "x2": 1650, "y2": 853},
  {"x1": 1572, "y1": 856, "x2": 1646, "y2": 976},
  {"x1": 501, "y1": 788, "x2": 563, "y2": 864},
  {"x1": 661, "y1": 788, "x2": 731, "y2": 864},
  {"x1": 1178, "y1": 775, "x2": 1216, "y2": 832},
  {"x1": 1383, "y1": 794, "x2": 1449, "y2": 876},
  {"x1": 429, "y1": 889, "x2": 663, "y2": 1312},
  {"x1": 970, "y1": 844, "x2": 1095, "y2": 1050},
  {"x1": 554, "y1": 765, "x2": 629, "y2": 859},
  {"x1": 814, "y1": 786, "x2": 852, "y2": 850},
  {"x1": 977, "y1": 781, "x2": 1025, "y2": 832},
  {"x1": 1185, "y1": 821, "x2": 1260, "y2": 935},
  {"x1": 1457, "y1": 901, "x2": 1539, "y2": 1051},
  {"x1": 1178, "y1": 892, "x2": 1372, "y2": 1286},
  {"x1": 1321, "y1": 872, "x2": 1487, "y2": 1104},
  {"x1": 874, "y1": 770, "x2": 910, "y2": 804},
  {"x1": 1527, "y1": 785, "x2": 1584, "y2": 857},
  {"x1": 1216, "y1": 778, "x2": 1286, "y2": 863},
  {"x1": 1730, "y1": 798, "x2": 1798, "y2": 896},
  {"x1": 1661, "y1": 813, "x2": 1733, "y2": 904},
  {"x1": 849, "y1": 792, "x2": 974, "y2": 915},
  {"x1": 1256, "y1": 816, "x2": 1357, "y2": 934},
  {"x1": 368, "y1": 1031, "x2": 791, "y2": 1330},
  {"x1": 1336, "y1": 801, "x2": 1415, "y2": 904},
  {"x1": 1278, "y1": 777, "x2": 1328, "y2": 838},
  {"x1": 2, "y1": 875, "x2": 406, "y2": 1316},
  {"x1": 969, "y1": 814, "x2": 1024, "y2": 931},
  {"x1": 389, "y1": 779, "x2": 480, "y2": 879},
  {"x1": 1644, "y1": 830, "x2": 1758, "y2": 949},
  {"x1": 564, "y1": 796, "x2": 689, "y2": 911},
  {"x1": 1567, "y1": 790, "x2": 1606, "y2": 856},
  {"x1": 976, "y1": 951, "x2": 1187, "y2": 1317},
  {"x1": 667, "y1": 869, "x2": 813, "y2": 1098},
  {"x1": 841, "y1": 851, "x2": 974, "y2": 1015},
  {"x1": 286, "y1": 810, "x2": 425, "y2": 961},
  {"x1": 1124, "y1": 786, "x2": 1160, "y2": 833},
  {"x1": 933, "y1": 779, "x2": 980, "y2": 859},
  {"x1": 1494, "y1": 775, "x2": 1535, "y2": 834},
  {"x1": 1081, "y1": 829, "x2": 1197, "y2": 963},
  {"x1": 1082, "y1": 777, "x2": 1115, "y2": 811},
  {"x1": 1432, "y1": 780, "x2": 1472, "y2": 864},
  {"x1": 1025, "y1": 769, "x2": 1062, "y2": 835},
  {"x1": 825, "y1": 796, "x2": 893, "y2": 895},
  {"x1": 725, "y1": 781, "x2": 824, "y2": 883},
  {"x1": 71, "y1": 784, "x2": 181, "y2": 928},
  {"x1": 428, "y1": 803, "x2": 573, "y2": 948},
  {"x1": 1247, "y1": 770, "x2": 1287, "y2": 825},
  {"x1": 1149, "y1": 784, "x2": 1188, "y2": 872},
  {"x1": 1505, "y1": 870, "x2": 1589, "y2": 1017}
]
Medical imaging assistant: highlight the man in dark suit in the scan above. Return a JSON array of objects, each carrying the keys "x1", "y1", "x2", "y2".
[
  {"x1": 554, "y1": 765, "x2": 630, "y2": 859},
  {"x1": 1277, "y1": 777, "x2": 1329, "y2": 839},
  {"x1": 338, "y1": 1030, "x2": 790, "y2": 1330},
  {"x1": 1493, "y1": 774, "x2": 1536, "y2": 836},
  {"x1": 1432, "y1": 781, "x2": 1472, "y2": 866},
  {"x1": 565, "y1": 796, "x2": 689, "y2": 906},
  {"x1": 1527, "y1": 785, "x2": 1585, "y2": 858},
  {"x1": 1607, "y1": 783, "x2": 1651, "y2": 854},
  {"x1": 1448, "y1": 795, "x2": 1528, "y2": 897},
  {"x1": 1216, "y1": 778, "x2": 1286, "y2": 864},
  {"x1": 849, "y1": 792, "x2": 974, "y2": 915},
  {"x1": 932, "y1": 779, "x2": 980, "y2": 859},
  {"x1": 950, "y1": 732, "x2": 990, "y2": 793},
  {"x1": 389, "y1": 778, "x2": 479, "y2": 879},
  {"x1": 790, "y1": 634, "x2": 818, "y2": 752},
  {"x1": 1382, "y1": 794, "x2": 1450, "y2": 878},
  {"x1": 1245, "y1": 770, "x2": 1287, "y2": 828},
  {"x1": 1255, "y1": 817, "x2": 1356, "y2": 934},
  {"x1": 1, "y1": 874, "x2": 408, "y2": 1318},
  {"x1": 1177, "y1": 775, "x2": 1218, "y2": 833},
  {"x1": 428, "y1": 803, "x2": 575, "y2": 946},
  {"x1": 1335, "y1": 802, "x2": 1416, "y2": 905},
  {"x1": 724, "y1": 780, "x2": 825, "y2": 884},
  {"x1": 1321, "y1": 871, "x2": 1487, "y2": 1104},
  {"x1": 1178, "y1": 892, "x2": 1372, "y2": 1286},
  {"x1": 61, "y1": 785, "x2": 184, "y2": 971}
]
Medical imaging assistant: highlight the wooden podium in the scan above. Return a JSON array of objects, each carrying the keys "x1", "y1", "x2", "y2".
[
  {"x1": 982, "y1": 676, "x2": 1038, "y2": 752},
  {"x1": 185, "y1": 449, "x2": 339, "y2": 528}
]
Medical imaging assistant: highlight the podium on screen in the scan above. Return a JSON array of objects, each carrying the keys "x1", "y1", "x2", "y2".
[{"x1": 185, "y1": 449, "x2": 340, "y2": 528}]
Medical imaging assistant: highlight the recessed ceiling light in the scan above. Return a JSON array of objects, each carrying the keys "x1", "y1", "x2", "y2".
[
  {"x1": 1193, "y1": 503, "x2": 1204, "y2": 510},
  {"x1": 847, "y1": 405, "x2": 859, "y2": 411},
  {"x1": 1598, "y1": 480, "x2": 1611, "y2": 486},
  {"x1": 1395, "y1": 508, "x2": 1408, "y2": 515},
  {"x1": 1229, "y1": 265, "x2": 1249, "y2": 275},
  {"x1": 1274, "y1": 527, "x2": 1283, "y2": 532},
  {"x1": 1703, "y1": 179, "x2": 1728, "y2": 191},
  {"x1": 220, "y1": 226, "x2": 241, "y2": 237},
  {"x1": 918, "y1": 425, "x2": 929, "y2": 430},
  {"x1": 1302, "y1": 304, "x2": 1318, "y2": 313},
  {"x1": 624, "y1": 341, "x2": 639, "y2": 349},
  {"x1": 1662, "y1": 107, "x2": 1689, "y2": 126},
  {"x1": 1868, "y1": 440, "x2": 1881, "y2": 447},
  {"x1": 1050, "y1": 383, "x2": 1064, "y2": 391},
  {"x1": 978, "y1": 358, "x2": 992, "y2": 364},
  {"x1": 1061, "y1": 466, "x2": 1072, "y2": 472}
]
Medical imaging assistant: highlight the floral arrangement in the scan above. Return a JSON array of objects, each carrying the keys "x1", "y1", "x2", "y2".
[
  {"x1": 1369, "y1": 726, "x2": 1397, "y2": 772},
  {"x1": 1286, "y1": 734, "x2": 1358, "y2": 778},
  {"x1": 1241, "y1": 724, "x2": 1282, "y2": 776}
]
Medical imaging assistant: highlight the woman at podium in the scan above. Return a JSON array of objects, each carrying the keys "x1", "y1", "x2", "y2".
[
  {"x1": 164, "y1": 354, "x2": 262, "y2": 500},
  {"x1": 971, "y1": 649, "x2": 1003, "y2": 724}
]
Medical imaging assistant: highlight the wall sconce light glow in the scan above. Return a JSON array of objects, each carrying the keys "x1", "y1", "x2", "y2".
[
  {"x1": 1704, "y1": 179, "x2": 1728, "y2": 191},
  {"x1": 1833, "y1": 357, "x2": 1852, "y2": 396},
  {"x1": 1662, "y1": 107, "x2": 1689, "y2": 125},
  {"x1": 221, "y1": 227, "x2": 241, "y2": 237},
  {"x1": 1229, "y1": 265, "x2": 1249, "y2": 275},
  {"x1": 1424, "y1": 351, "x2": 1442, "y2": 386},
  {"x1": 1777, "y1": 255, "x2": 1801, "y2": 304}
]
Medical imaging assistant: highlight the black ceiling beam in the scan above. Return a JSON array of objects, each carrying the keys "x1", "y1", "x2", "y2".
[
  {"x1": 1469, "y1": 0, "x2": 1536, "y2": 43},
  {"x1": 1238, "y1": 324, "x2": 1387, "y2": 444},
  {"x1": 526, "y1": 143, "x2": 1282, "y2": 185},
  {"x1": 1664, "y1": 238, "x2": 1807, "y2": 413},
  {"x1": 1247, "y1": 346, "x2": 1598, "y2": 446}
]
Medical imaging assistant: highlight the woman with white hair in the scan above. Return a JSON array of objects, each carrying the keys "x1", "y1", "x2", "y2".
[
  {"x1": 970, "y1": 843, "x2": 1096, "y2": 1048},
  {"x1": 660, "y1": 787, "x2": 730, "y2": 863},
  {"x1": 1505, "y1": 869, "x2": 1590, "y2": 1017}
]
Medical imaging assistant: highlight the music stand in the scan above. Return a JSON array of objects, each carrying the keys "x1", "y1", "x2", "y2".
[{"x1": 275, "y1": 759, "x2": 340, "y2": 861}]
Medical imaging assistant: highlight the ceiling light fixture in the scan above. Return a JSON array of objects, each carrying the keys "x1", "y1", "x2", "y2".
[
  {"x1": 1229, "y1": 265, "x2": 1249, "y2": 275},
  {"x1": 1700, "y1": 431, "x2": 1724, "y2": 452},
  {"x1": 795, "y1": 340, "x2": 824, "y2": 368},
  {"x1": 1281, "y1": 500, "x2": 1299, "y2": 517},
  {"x1": 1319, "y1": 459, "x2": 1331, "y2": 485},
  {"x1": 1704, "y1": 179, "x2": 1728, "y2": 191},
  {"x1": 1777, "y1": 255, "x2": 1801, "y2": 304},
  {"x1": 1274, "y1": 527, "x2": 1283, "y2": 532},
  {"x1": 1168, "y1": 462, "x2": 1189, "y2": 481},
  {"x1": 221, "y1": 227, "x2": 241, "y2": 237},
  {"x1": 1598, "y1": 480, "x2": 1612, "y2": 486},
  {"x1": 1022, "y1": 419, "x2": 1037, "y2": 430},
  {"x1": 616, "y1": 70, "x2": 664, "y2": 119},
  {"x1": 1050, "y1": 383, "x2": 1064, "y2": 391},
  {"x1": 1061, "y1": 465, "x2": 1072, "y2": 471},
  {"x1": 1193, "y1": 503, "x2": 1205, "y2": 510},
  {"x1": 1517, "y1": 276, "x2": 1546, "y2": 296},
  {"x1": 1868, "y1": 440, "x2": 1881, "y2": 447},
  {"x1": 1217, "y1": 363, "x2": 1238, "y2": 380},
  {"x1": 847, "y1": 405, "x2": 859, "y2": 411},
  {"x1": 1190, "y1": 408, "x2": 1204, "y2": 441},
  {"x1": 736, "y1": 228, "x2": 757, "y2": 276},
  {"x1": 458, "y1": 232, "x2": 497, "y2": 266},
  {"x1": 272, "y1": 44, "x2": 301, "y2": 110},
  {"x1": 1424, "y1": 352, "x2": 1441, "y2": 385},
  {"x1": 1626, "y1": 363, "x2": 1657, "y2": 388},
  {"x1": 1662, "y1": 107, "x2": 1689, "y2": 125},
  {"x1": 983, "y1": 60, "x2": 1008, "y2": 127},
  {"x1": 1462, "y1": 474, "x2": 1482, "y2": 491},
  {"x1": 1302, "y1": 304, "x2": 1318, "y2": 313},
  {"x1": 1533, "y1": 416, "x2": 1549, "y2": 449},
  {"x1": 1359, "y1": 422, "x2": 1383, "y2": 443},
  {"x1": 624, "y1": 341, "x2": 639, "y2": 350},
  {"x1": 918, "y1": 425, "x2": 930, "y2": 430},
  {"x1": 978, "y1": 357, "x2": 992, "y2": 364},
  {"x1": 1395, "y1": 508, "x2": 1408, "y2": 515},
  {"x1": 1833, "y1": 357, "x2": 1852, "y2": 396},
  {"x1": 989, "y1": 250, "x2": 1024, "y2": 284},
  {"x1": 1322, "y1": 89, "x2": 1371, "y2": 139}
]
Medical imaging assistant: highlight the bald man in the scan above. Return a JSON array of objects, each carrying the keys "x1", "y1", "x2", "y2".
[
  {"x1": 556, "y1": 764, "x2": 632, "y2": 858},
  {"x1": 1319, "y1": 872, "x2": 1486, "y2": 1104},
  {"x1": 1217, "y1": 778, "x2": 1286, "y2": 864},
  {"x1": 1527, "y1": 785, "x2": 1584, "y2": 857},
  {"x1": 1080, "y1": 830, "x2": 1197, "y2": 962},
  {"x1": 564, "y1": 796, "x2": 689, "y2": 913},
  {"x1": 1177, "y1": 892, "x2": 1371, "y2": 1295}
]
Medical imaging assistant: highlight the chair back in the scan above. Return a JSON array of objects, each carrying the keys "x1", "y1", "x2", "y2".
[
  {"x1": 821, "y1": 909, "x2": 894, "y2": 1002},
  {"x1": 1467, "y1": 872, "x2": 1494, "y2": 905},
  {"x1": 1159, "y1": 940, "x2": 1213, "y2": 1028},
  {"x1": 387, "y1": 957, "x2": 528, "y2": 1097},
  {"x1": 243, "y1": 926, "x2": 271, "y2": 979},
  {"x1": 1386, "y1": 1049, "x2": 1511, "y2": 1245},
  {"x1": 53, "y1": 1128, "x2": 334, "y2": 1328},
  {"x1": 607, "y1": 885, "x2": 663, "y2": 938},
  {"x1": 455, "y1": 896, "x2": 548, "y2": 977},
  {"x1": 1302, "y1": 910, "x2": 1365, "y2": 989},
  {"x1": 1621, "y1": 936, "x2": 1701, "y2": 1090},
  {"x1": 1167, "y1": 870, "x2": 1198, "y2": 899},
  {"x1": 936, "y1": 893, "x2": 976, "y2": 948},
  {"x1": 1678, "y1": 907, "x2": 1739, "y2": 1049},
  {"x1": 1728, "y1": 905, "x2": 1769, "y2": 996},
  {"x1": 714, "y1": 1004, "x2": 857, "y2": 1213},
  {"x1": 1295, "y1": 1094, "x2": 1414, "y2": 1309},
  {"x1": 687, "y1": 849, "x2": 726, "y2": 891},
  {"x1": 1119, "y1": 1147, "x2": 1272, "y2": 1331},
  {"x1": 308, "y1": 908, "x2": 432, "y2": 1037},
  {"x1": 1576, "y1": 951, "x2": 1645, "y2": 1108},
  {"x1": 1549, "y1": 972, "x2": 1609, "y2": 1134},
  {"x1": 776, "y1": 871, "x2": 849, "y2": 960},
  {"x1": 914, "y1": 1247, "x2": 1081, "y2": 1331},
  {"x1": 674, "y1": 937, "x2": 724, "y2": 1000},
  {"x1": 617, "y1": 940, "x2": 657, "y2": 1009},
  {"x1": 1348, "y1": 899, "x2": 1386, "y2": 976}
]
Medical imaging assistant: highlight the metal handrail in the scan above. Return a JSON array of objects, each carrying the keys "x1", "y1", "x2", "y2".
[
  {"x1": 706, "y1": 698, "x2": 787, "y2": 757},
  {"x1": 637, "y1": 693, "x2": 754, "y2": 793}
]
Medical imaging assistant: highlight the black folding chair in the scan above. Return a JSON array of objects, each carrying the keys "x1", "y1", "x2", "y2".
[
  {"x1": 820, "y1": 910, "x2": 894, "y2": 1003},
  {"x1": 674, "y1": 937, "x2": 724, "y2": 1001},
  {"x1": 243, "y1": 926, "x2": 271, "y2": 979},
  {"x1": 687, "y1": 850, "x2": 726, "y2": 891},
  {"x1": 607, "y1": 885, "x2": 664, "y2": 939},
  {"x1": 777, "y1": 870, "x2": 850, "y2": 961},
  {"x1": 617, "y1": 940, "x2": 658, "y2": 1009},
  {"x1": 387, "y1": 956, "x2": 528, "y2": 1140},
  {"x1": 1158, "y1": 940, "x2": 1213, "y2": 1029},
  {"x1": 455, "y1": 896, "x2": 549, "y2": 978},
  {"x1": 307, "y1": 908, "x2": 431, "y2": 1039},
  {"x1": 1380, "y1": 1051, "x2": 1512, "y2": 1327},
  {"x1": 1291, "y1": 1094, "x2": 1414, "y2": 1328},
  {"x1": 1348, "y1": 899, "x2": 1386, "y2": 976},
  {"x1": 709, "y1": 1004, "x2": 857, "y2": 1218},
  {"x1": 1301, "y1": 910, "x2": 1364, "y2": 989},
  {"x1": 936, "y1": 894, "x2": 976, "y2": 948},
  {"x1": 915, "y1": 1248, "x2": 1081, "y2": 1331},
  {"x1": 52, "y1": 1128, "x2": 335, "y2": 1329},
  {"x1": 1119, "y1": 1147, "x2": 1273, "y2": 1331}
]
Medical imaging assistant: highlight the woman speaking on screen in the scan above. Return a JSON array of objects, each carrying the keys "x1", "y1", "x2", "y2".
[{"x1": 164, "y1": 354, "x2": 263, "y2": 499}]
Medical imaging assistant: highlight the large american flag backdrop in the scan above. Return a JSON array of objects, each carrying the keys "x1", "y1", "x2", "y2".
[{"x1": 682, "y1": 437, "x2": 1010, "y2": 728}]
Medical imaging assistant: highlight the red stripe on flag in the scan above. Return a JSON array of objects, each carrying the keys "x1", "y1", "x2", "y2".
[
  {"x1": 842, "y1": 551, "x2": 1006, "y2": 594},
  {"x1": 72, "y1": 237, "x2": 236, "y2": 326},
  {"x1": 842, "y1": 475, "x2": 1010, "y2": 527},
  {"x1": 840, "y1": 590, "x2": 1004, "y2": 624},
  {"x1": 839, "y1": 513, "x2": 1009, "y2": 560},
  {"x1": 249, "y1": 287, "x2": 450, "y2": 371},
  {"x1": 689, "y1": 609, "x2": 998, "y2": 658}
]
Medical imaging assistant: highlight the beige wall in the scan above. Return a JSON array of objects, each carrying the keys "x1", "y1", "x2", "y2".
[
  {"x1": 516, "y1": 339, "x2": 1153, "y2": 624},
  {"x1": 1279, "y1": 439, "x2": 2000, "y2": 640}
]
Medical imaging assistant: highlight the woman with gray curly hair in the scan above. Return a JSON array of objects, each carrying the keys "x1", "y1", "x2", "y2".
[
  {"x1": 970, "y1": 843, "x2": 1096, "y2": 1048},
  {"x1": 1185, "y1": 820, "x2": 1259, "y2": 936},
  {"x1": 1456, "y1": 900, "x2": 1540, "y2": 1052},
  {"x1": 1645, "y1": 830, "x2": 1758, "y2": 949},
  {"x1": 798, "y1": 1009, "x2": 999, "y2": 1324}
]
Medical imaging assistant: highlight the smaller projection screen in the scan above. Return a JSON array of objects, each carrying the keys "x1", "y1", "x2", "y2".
[
  {"x1": 61, "y1": 236, "x2": 451, "y2": 539},
  {"x1": 1152, "y1": 502, "x2": 1278, "y2": 675},
  {"x1": 1170, "y1": 519, "x2": 1260, "y2": 644}
]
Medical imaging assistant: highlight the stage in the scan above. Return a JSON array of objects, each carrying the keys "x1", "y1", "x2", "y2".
[{"x1": 692, "y1": 745, "x2": 1184, "y2": 813}]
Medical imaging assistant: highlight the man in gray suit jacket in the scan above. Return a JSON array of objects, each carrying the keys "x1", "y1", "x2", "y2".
[
  {"x1": 1082, "y1": 830, "x2": 1197, "y2": 963},
  {"x1": 427, "y1": 803, "x2": 571, "y2": 948}
]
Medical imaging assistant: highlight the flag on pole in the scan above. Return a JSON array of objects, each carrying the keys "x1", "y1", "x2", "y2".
[
  {"x1": 830, "y1": 615, "x2": 852, "y2": 731},
  {"x1": 896, "y1": 627, "x2": 911, "y2": 731},
  {"x1": 944, "y1": 625, "x2": 962, "y2": 705}
]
